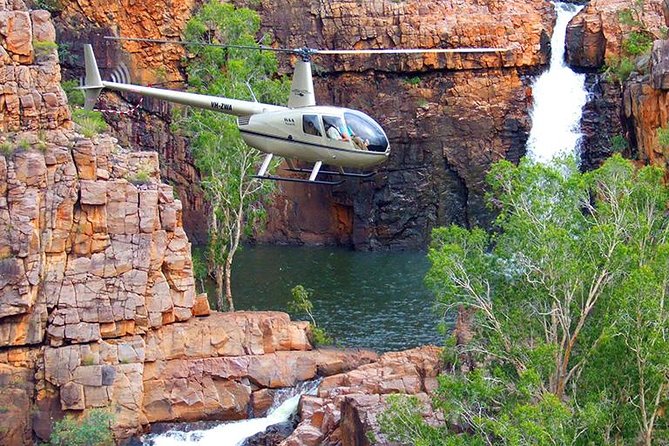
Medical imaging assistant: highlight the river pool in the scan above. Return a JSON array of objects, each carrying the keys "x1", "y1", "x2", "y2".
[{"x1": 227, "y1": 245, "x2": 443, "y2": 352}]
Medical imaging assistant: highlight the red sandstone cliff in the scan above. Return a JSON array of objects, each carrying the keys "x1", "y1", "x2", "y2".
[
  {"x1": 51, "y1": 0, "x2": 556, "y2": 249},
  {"x1": 566, "y1": 0, "x2": 669, "y2": 171},
  {"x1": 0, "y1": 4, "x2": 382, "y2": 444}
]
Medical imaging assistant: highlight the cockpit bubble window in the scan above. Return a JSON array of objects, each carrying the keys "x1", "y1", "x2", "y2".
[
  {"x1": 303, "y1": 114, "x2": 322, "y2": 137},
  {"x1": 344, "y1": 111, "x2": 389, "y2": 152},
  {"x1": 323, "y1": 116, "x2": 349, "y2": 141}
]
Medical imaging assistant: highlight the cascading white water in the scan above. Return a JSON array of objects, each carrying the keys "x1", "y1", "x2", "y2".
[
  {"x1": 142, "y1": 380, "x2": 320, "y2": 446},
  {"x1": 525, "y1": 2, "x2": 588, "y2": 163}
]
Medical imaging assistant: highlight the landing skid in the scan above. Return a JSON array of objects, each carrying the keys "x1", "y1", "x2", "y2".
[
  {"x1": 284, "y1": 167, "x2": 377, "y2": 179},
  {"x1": 254, "y1": 154, "x2": 349, "y2": 186},
  {"x1": 253, "y1": 174, "x2": 344, "y2": 186}
]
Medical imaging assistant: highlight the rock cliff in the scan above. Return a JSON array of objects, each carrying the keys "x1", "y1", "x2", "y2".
[
  {"x1": 0, "y1": 4, "x2": 379, "y2": 444},
  {"x1": 47, "y1": 0, "x2": 669, "y2": 249},
  {"x1": 52, "y1": 0, "x2": 556, "y2": 249},
  {"x1": 565, "y1": 0, "x2": 669, "y2": 170}
]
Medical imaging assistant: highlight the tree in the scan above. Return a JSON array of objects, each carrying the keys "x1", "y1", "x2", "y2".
[
  {"x1": 49, "y1": 409, "x2": 114, "y2": 446},
  {"x1": 380, "y1": 155, "x2": 669, "y2": 444},
  {"x1": 176, "y1": 1, "x2": 289, "y2": 311},
  {"x1": 288, "y1": 285, "x2": 333, "y2": 346}
]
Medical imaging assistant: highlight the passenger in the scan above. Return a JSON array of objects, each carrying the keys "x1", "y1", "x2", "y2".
[
  {"x1": 305, "y1": 120, "x2": 319, "y2": 136},
  {"x1": 352, "y1": 135, "x2": 369, "y2": 151}
]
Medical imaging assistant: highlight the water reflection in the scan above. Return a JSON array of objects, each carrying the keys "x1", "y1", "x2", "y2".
[{"x1": 229, "y1": 245, "x2": 443, "y2": 352}]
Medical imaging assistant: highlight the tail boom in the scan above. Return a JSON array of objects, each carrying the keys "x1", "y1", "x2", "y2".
[{"x1": 81, "y1": 44, "x2": 285, "y2": 116}]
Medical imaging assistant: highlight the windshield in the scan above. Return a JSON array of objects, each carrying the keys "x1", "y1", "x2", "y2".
[{"x1": 344, "y1": 111, "x2": 389, "y2": 152}]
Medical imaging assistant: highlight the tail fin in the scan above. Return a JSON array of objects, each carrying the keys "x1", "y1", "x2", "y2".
[
  {"x1": 80, "y1": 44, "x2": 104, "y2": 110},
  {"x1": 287, "y1": 60, "x2": 315, "y2": 108}
]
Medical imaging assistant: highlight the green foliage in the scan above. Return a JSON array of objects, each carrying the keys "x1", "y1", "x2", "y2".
[
  {"x1": 57, "y1": 42, "x2": 79, "y2": 67},
  {"x1": 605, "y1": 56, "x2": 636, "y2": 82},
  {"x1": 0, "y1": 142, "x2": 13, "y2": 157},
  {"x1": 288, "y1": 285, "x2": 333, "y2": 346},
  {"x1": 623, "y1": 30, "x2": 654, "y2": 56},
  {"x1": 383, "y1": 155, "x2": 669, "y2": 445},
  {"x1": 126, "y1": 162, "x2": 153, "y2": 185},
  {"x1": 18, "y1": 139, "x2": 30, "y2": 150},
  {"x1": 612, "y1": 1, "x2": 657, "y2": 72},
  {"x1": 177, "y1": 1, "x2": 289, "y2": 311},
  {"x1": 72, "y1": 108, "x2": 107, "y2": 138},
  {"x1": 49, "y1": 409, "x2": 114, "y2": 446},
  {"x1": 405, "y1": 76, "x2": 421, "y2": 86},
  {"x1": 31, "y1": 0, "x2": 63, "y2": 13},
  {"x1": 62, "y1": 79, "x2": 85, "y2": 107},
  {"x1": 379, "y1": 395, "x2": 450, "y2": 445},
  {"x1": 657, "y1": 125, "x2": 669, "y2": 149},
  {"x1": 33, "y1": 40, "x2": 58, "y2": 57},
  {"x1": 610, "y1": 133, "x2": 629, "y2": 152}
]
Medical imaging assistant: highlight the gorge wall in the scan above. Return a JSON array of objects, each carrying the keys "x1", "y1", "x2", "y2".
[
  {"x1": 50, "y1": 0, "x2": 557, "y2": 249},
  {"x1": 47, "y1": 0, "x2": 669, "y2": 250},
  {"x1": 565, "y1": 0, "x2": 669, "y2": 171},
  {"x1": 0, "y1": 4, "x2": 385, "y2": 445}
]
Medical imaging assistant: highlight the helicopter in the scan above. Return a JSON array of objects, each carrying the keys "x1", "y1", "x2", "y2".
[{"x1": 81, "y1": 39, "x2": 508, "y2": 185}]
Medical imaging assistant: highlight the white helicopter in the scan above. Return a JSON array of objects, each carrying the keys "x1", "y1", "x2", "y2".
[{"x1": 81, "y1": 39, "x2": 508, "y2": 185}]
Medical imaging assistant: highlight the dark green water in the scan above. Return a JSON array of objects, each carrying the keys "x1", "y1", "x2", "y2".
[{"x1": 230, "y1": 245, "x2": 443, "y2": 352}]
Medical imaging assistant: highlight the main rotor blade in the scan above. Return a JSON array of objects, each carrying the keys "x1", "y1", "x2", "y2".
[
  {"x1": 104, "y1": 37, "x2": 509, "y2": 55},
  {"x1": 103, "y1": 36, "x2": 295, "y2": 53},
  {"x1": 316, "y1": 48, "x2": 510, "y2": 55}
]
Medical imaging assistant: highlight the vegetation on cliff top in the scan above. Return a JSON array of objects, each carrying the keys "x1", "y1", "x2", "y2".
[
  {"x1": 174, "y1": 1, "x2": 289, "y2": 311},
  {"x1": 48, "y1": 409, "x2": 113, "y2": 446},
  {"x1": 381, "y1": 155, "x2": 669, "y2": 445},
  {"x1": 606, "y1": 0, "x2": 661, "y2": 83}
]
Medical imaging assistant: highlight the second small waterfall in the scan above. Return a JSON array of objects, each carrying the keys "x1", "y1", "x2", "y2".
[{"x1": 526, "y1": 2, "x2": 587, "y2": 163}]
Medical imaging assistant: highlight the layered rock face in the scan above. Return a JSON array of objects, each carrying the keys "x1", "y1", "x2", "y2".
[
  {"x1": 281, "y1": 346, "x2": 443, "y2": 446},
  {"x1": 53, "y1": 0, "x2": 555, "y2": 249},
  {"x1": 0, "y1": 4, "x2": 380, "y2": 445},
  {"x1": 566, "y1": 0, "x2": 668, "y2": 169}
]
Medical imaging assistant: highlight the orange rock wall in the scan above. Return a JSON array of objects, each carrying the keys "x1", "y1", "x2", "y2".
[
  {"x1": 52, "y1": 0, "x2": 557, "y2": 248},
  {"x1": 0, "y1": 4, "x2": 379, "y2": 445}
]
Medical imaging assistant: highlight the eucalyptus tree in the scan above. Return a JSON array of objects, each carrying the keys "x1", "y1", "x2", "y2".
[
  {"x1": 176, "y1": 1, "x2": 289, "y2": 310},
  {"x1": 381, "y1": 155, "x2": 669, "y2": 445}
]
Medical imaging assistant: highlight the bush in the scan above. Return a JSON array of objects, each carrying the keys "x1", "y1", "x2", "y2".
[
  {"x1": 0, "y1": 142, "x2": 13, "y2": 157},
  {"x1": 31, "y1": 0, "x2": 63, "y2": 13},
  {"x1": 611, "y1": 134, "x2": 629, "y2": 152},
  {"x1": 623, "y1": 31, "x2": 654, "y2": 56},
  {"x1": 49, "y1": 409, "x2": 114, "y2": 446},
  {"x1": 33, "y1": 40, "x2": 58, "y2": 57},
  {"x1": 127, "y1": 163, "x2": 153, "y2": 185},
  {"x1": 72, "y1": 108, "x2": 108, "y2": 138},
  {"x1": 657, "y1": 125, "x2": 669, "y2": 149},
  {"x1": 62, "y1": 79, "x2": 84, "y2": 107},
  {"x1": 606, "y1": 56, "x2": 635, "y2": 82}
]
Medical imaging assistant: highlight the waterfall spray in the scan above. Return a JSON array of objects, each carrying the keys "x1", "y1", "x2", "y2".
[
  {"x1": 142, "y1": 380, "x2": 321, "y2": 446},
  {"x1": 526, "y1": 2, "x2": 588, "y2": 163}
]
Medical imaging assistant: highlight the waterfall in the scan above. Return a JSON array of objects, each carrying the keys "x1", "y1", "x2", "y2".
[
  {"x1": 525, "y1": 2, "x2": 588, "y2": 163},
  {"x1": 142, "y1": 380, "x2": 321, "y2": 446}
]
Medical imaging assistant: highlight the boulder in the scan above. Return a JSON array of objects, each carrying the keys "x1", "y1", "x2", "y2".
[
  {"x1": 652, "y1": 39, "x2": 669, "y2": 89},
  {"x1": 281, "y1": 346, "x2": 442, "y2": 446}
]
